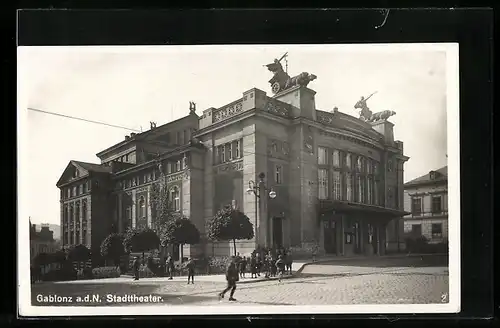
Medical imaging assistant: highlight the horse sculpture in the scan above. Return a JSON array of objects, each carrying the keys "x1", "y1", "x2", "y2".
[{"x1": 265, "y1": 55, "x2": 317, "y2": 95}]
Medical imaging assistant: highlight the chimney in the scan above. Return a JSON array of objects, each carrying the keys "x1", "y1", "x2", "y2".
[
  {"x1": 130, "y1": 133, "x2": 136, "y2": 138},
  {"x1": 125, "y1": 135, "x2": 130, "y2": 140}
]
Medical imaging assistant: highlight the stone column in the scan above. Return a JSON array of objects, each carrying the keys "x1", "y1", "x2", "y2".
[
  {"x1": 131, "y1": 189, "x2": 137, "y2": 228},
  {"x1": 147, "y1": 186, "x2": 152, "y2": 228},
  {"x1": 87, "y1": 197, "x2": 92, "y2": 247},
  {"x1": 72, "y1": 202, "x2": 77, "y2": 245}
]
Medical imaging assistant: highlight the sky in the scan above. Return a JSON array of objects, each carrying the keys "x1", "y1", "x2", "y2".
[{"x1": 18, "y1": 44, "x2": 452, "y2": 225}]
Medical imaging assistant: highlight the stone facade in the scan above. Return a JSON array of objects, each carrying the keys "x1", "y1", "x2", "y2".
[
  {"x1": 57, "y1": 83, "x2": 409, "y2": 262},
  {"x1": 403, "y1": 167, "x2": 448, "y2": 243}
]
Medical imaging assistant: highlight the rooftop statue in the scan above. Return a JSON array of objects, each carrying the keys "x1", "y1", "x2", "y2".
[
  {"x1": 189, "y1": 101, "x2": 196, "y2": 114},
  {"x1": 264, "y1": 52, "x2": 317, "y2": 95},
  {"x1": 354, "y1": 92, "x2": 396, "y2": 123}
]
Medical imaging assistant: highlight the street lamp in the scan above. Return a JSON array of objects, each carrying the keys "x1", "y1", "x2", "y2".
[{"x1": 246, "y1": 172, "x2": 277, "y2": 247}]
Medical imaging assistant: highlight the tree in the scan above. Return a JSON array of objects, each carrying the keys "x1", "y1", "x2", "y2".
[
  {"x1": 161, "y1": 217, "x2": 200, "y2": 262},
  {"x1": 68, "y1": 244, "x2": 91, "y2": 270},
  {"x1": 123, "y1": 227, "x2": 160, "y2": 260},
  {"x1": 207, "y1": 207, "x2": 254, "y2": 256},
  {"x1": 100, "y1": 233, "x2": 125, "y2": 267}
]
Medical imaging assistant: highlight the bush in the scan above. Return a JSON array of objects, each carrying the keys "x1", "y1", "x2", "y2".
[
  {"x1": 76, "y1": 267, "x2": 93, "y2": 280},
  {"x1": 41, "y1": 266, "x2": 77, "y2": 282},
  {"x1": 92, "y1": 266, "x2": 121, "y2": 279}
]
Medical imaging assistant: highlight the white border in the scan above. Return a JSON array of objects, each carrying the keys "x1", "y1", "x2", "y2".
[{"x1": 17, "y1": 43, "x2": 460, "y2": 316}]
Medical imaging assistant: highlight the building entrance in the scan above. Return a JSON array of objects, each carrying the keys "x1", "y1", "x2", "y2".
[
  {"x1": 272, "y1": 217, "x2": 283, "y2": 249},
  {"x1": 323, "y1": 219, "x2": 337, "y2": 254}
]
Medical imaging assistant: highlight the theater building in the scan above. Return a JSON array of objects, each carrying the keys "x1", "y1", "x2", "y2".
[{"x1": 56, "y1": 60, "x2": 409, "y2": 261}]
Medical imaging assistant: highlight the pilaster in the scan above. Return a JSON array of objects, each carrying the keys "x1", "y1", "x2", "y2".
[
  {"x1": 147, "y1": 186, "x2": 152, "y2": 228},
  {"x1": 131, "y1": 189, "x2": 137, "y2": 228},
  {"x1": 118, "y1": 194, "x2": 123, "y2": 232}
]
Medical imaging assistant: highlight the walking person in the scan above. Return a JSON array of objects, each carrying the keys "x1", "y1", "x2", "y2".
[
  {"x1": 186, "y1": 258, "x2": 195, "y2": 284},
  {"x1": 239, "y1": 256, "x2": 247, "y2": 279},
  {"x1": 285, "y1": 250, "x2": 293, "y2": 274},
  {"x1": 275, "y1": 255, "x2": 286, "y2": 283},
  {"x1": 132, "y1": 256, "x2": 140, "y2": 281},
  {"x1": 166, "y1": 253, "x2": 175, "y2": 280},
  {"x1": 312, "y1": 243, "x2": 319, "y2": 263},
  {"x1": 256, "y1": 253, "x2": 262, "y2": 277},
  {"x1": 218, "y1": 258, "x2": 239, "y2": 302},
  {"x1": 250, "y1": 254, "x2": 257, "y2": 278}
]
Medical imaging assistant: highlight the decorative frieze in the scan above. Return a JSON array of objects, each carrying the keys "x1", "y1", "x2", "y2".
[
  {"x1": 317, "y1": 112, "x2": 335, "y2": 125},
  {"x1": 267, "y1": 139, "x2": 290, "y2": 160},
  {"x1": 213, "y1": 160, "x2": 243, "y2": 174},
  {"x1": 264, "y1": 99, "x2": 290, "y2": 117},
  {"x1": 212, "y1": 101, "x2": 244, "y2": 123},
  {"x1": 166, "y1": 171, "x2": 189, "y2": 183},
  {"x1": 319, "y1": 130, "x2": 380, "y2": 150}
]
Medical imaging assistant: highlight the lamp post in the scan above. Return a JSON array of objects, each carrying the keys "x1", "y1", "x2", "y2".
[{"x1": 246, "y1": 172, "x2": 277, "y2": 248}]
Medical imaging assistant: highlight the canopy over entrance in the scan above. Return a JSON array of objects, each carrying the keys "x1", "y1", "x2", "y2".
[{"x1": 318, "y1": 200, "x2": 409, "y2": 219}]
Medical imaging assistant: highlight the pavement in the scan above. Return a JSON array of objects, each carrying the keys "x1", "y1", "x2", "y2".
[{"x1": 31, "y1": 253, "x2": 449, "y2": 307}]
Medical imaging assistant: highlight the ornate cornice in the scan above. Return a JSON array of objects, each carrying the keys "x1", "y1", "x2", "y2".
[{"x1": 212, "y1": 100, "x2": 244, "y2": 123}]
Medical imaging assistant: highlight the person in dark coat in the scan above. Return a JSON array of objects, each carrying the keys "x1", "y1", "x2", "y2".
[
  {"x1": 285, "y1": 250, "x2": 293, "y2": 274},
  {"x1": 132, "y1": 257, "x2": 140, "y2": 281},
  {"x1": 239, "y1": 256, "x2": 247, "y2": 278},
  {"x1": 166, "y1": 254, "x2": 175, "y2": 280},
  {"x1": 250, "y1": 254, "x2": 257, "y2": 278},
  {"x1": 186, "y1": 258, "x2": 195, "y2": 284},
  {"x1": 275, "y1": 255, "x2": 286, "y2": 282},
  {"x1": 218, "y1": 259, "x2": 239, "y2": 301}
]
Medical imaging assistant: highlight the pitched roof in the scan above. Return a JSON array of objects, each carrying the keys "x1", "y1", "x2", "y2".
[
  {"x1": 72, "y1": 161, "x2": 112, "y2": 173},
  {"x1": 404, "y1": 165, "x2": 448, "y2": 186}
]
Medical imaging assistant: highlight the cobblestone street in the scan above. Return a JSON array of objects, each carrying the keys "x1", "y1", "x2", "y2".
[{"x1": 31, "y1": 256, "x2": 449, "y2": 306}]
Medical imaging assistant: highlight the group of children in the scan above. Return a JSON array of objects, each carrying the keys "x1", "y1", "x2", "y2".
[{"x1": 233, "y1": 248, "x2": 293, "y2": 282}]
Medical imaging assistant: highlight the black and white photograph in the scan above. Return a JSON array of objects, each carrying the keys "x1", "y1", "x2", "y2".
[{"x1": 17, "y1": 44, "x2": 460, "y2": 316}]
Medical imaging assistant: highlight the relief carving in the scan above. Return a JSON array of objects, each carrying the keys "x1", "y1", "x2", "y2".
[
  {"x1": 264, "y1": 100, "x2": 289, "y2": 117},
  {"x1": 267, "y1": 139, "x2": 290, "y2": 159},
  {"x1": 212, "y1": 101, "x2": 244, "y2": 123},
  {"x1": 214, "y1": 160, "x2": 243, "y2": 174}
]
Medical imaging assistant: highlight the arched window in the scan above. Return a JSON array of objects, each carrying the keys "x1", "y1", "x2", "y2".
[
  {"x1": 139, "y1": 196, "x2": 146, "y2": 218},
  {"x1": 169, "y1": 186, "x2": 181, "y2": 211}
]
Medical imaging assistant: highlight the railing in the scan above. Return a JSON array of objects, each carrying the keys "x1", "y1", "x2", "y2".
[{"x1": 407, "y1": 210, "x2": 449, "y2": 218}]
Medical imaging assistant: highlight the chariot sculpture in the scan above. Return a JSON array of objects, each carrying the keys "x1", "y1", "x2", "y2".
[
  {"x1": 354, "y1": 91, "x2": 396, "y2": 123},
  {"x1": 264, "y1": 52, "x2": 317, "y2": 95}
]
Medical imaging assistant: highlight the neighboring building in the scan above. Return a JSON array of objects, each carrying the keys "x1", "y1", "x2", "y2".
[
  {"x1": 30, "y1": 220, "x2": 58, "y2": 261},
  {"x1": 56, "y1": 59, "x2": 409, "y2": 261},
  {"x1": 403, "y1": 166, "x2": 448, "y2": 243}
]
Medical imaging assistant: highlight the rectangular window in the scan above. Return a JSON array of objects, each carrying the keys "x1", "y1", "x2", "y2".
[
  {"x1": 79, "y1": 185, "x2": 83, "y2": 194},
  {"x1": 366, "y1": 158, "x2": 372, "y2": 174},
  {"x1": 318, "y1": 147, "x2": 328, "y2": 165},
  {"x1": 411, "y1": 197, "x2": 422, "y2": 215},
  {"x1": 432, "y1": 196, "x2": 442, "y2": 213},
  {"x1": 72, "y1": 186, "x2": 77, "y2": 197},
  {"x1": 176, "y1": 160, "x2": 181, "y2": 171},
  {"x1": 318, "y1": 169, "x2": 328, "y2": 199},
  {"x1": 83, "y1": 183, "x2": 87, "y2": 193},
  {"x1": 233, "y1": 140, "x2": 241, "y2": 158},
  {"x1": 275, "y1": 165, "x2": 283, "y2": 184},
  {"x1": 227, "y1": 143, "x2": 233, "y2": 161},
  {"x1": 374, "y1": 179, "x2": 380, "y2": 205},
  {"x1": 332, "y1": 150, "x2": 340, "y2": 168},
  {"x1": 345, "y1": 173, "x2": 353, "y2": 201},
  {"x1": 332, "y1": 171, "x2": 341, "y2": 200},
  {"x1": 357, "y1": 175, "x2": 366, "y2": 203},
  {"x1": 367, "y1": 177, "x2": 373, "y2": 205},
  {"x1": 218, "y1": 145, "x2": 225, "y2": 163},
  {"x1": 431, "y1": 223, "x2": 443, "y2": 238},
  {"x1": 356, "y1": 156, "x2": 363, "y2": 172}
]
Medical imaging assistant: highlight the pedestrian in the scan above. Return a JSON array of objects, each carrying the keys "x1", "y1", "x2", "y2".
[
  {"x1": 132, "y1": 256, "x2": 140, "y2": 281},
  {"x1": 218, "y1": 258, "x2": 239, "y2": 302},
  {"x1": 250, "y1": 254, "x2": 257, "y2": 278},
  {"x1": 312, "y1": 243, "x2": 319, "y2": 263},
  {"x1": 256, "y1": 253, "x2": 262, "y2": 277},
  {"x1": 285, "y1": 250, "x2": 293, "y2": 274},
  {"x1": 186, "y1": 258, "x2": 195, "y2": 284},
  {"x1": 275, "y1": 255, "x2": 286, "y2": 282},
  {"x1": 240, "y1": 256, "x2": 247, "y2": 278},
  {"x1": 166, "y1": 253, "x2": 175, "y2": 280}
]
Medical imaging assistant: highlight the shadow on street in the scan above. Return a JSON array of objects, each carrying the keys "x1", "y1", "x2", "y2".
[{"x1": 310, "y1": 254, "x2": 449, "y2": 268}]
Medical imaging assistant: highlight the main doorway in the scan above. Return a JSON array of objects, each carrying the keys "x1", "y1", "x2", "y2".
[
  {"x1": 272, "y1": 217, "x2": 283, "y2": 249},
  {"x1": 323, "y1": 219, "x2": 337, "y2": 254}
]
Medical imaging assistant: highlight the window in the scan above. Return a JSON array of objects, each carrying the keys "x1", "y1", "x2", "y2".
[
  {"x1": 218, "y1": 145, "x2": 225, "y2": 163},
  {"x1": 332, "y1": 150, "x2": 340, "y2": 168},
  {"x1": 139, "y1": 196, "x2": 146, "y2": 218},
  {"x1": 82, "y1": 201, "x2": 87, "y2": 223},
  {"x1": 169, "y1": 187, "x2": 181, "y2": 211},
  {"x1": 167, "y1": 162, "x2": 172, "y2": 174},
  {"x1": 345, "y1": 153, "x2": 352, "y2": 170},
  {"x1": 318, "y1": 169, "x2": 328, "y2": 199},
  {"x1": 227, "y1": 143, "x2": 233, "y2": 160},
  {"x1": 366, "y1": 158, "x2": 372, "y2": 174},
  {"x1": 345, "y1": 173, "x2": 353, "y2": 201},
  {"x1": 79, "y1": 184, "x2": 83, "y2": 194},
  {"x1": 356, "y1": 156, "x2": 363, "y2": 172},
  {"x1": 432, "y1": 196, "x2": 442, "y2": 213},
  {"x1": 176, "y1": 160, "x2": 181, "y2": 172},
  {"x1": 233, "y1": 140, "x2": 241, "y2": 158},
  {"x1": 411, "y1": 197, "x2": 422, "y2": 215},
  {"x1": 431, "y1": 223, "x2": 443, "y2": 238},
  {"x1": 367, "y1": 177, "x2": 373, "y2": 204},
  {"x1": 274, "y1": 165, "x2": 283, "y2": 184},
  {"x1": 72, "y1": 186, "x2": 77, "y2": 197},
  {"x1": 67, "y1": 189, "x2": 71, "y2": 198},
  {"x1": 374, "y1": 179, "x2": 379, "y2": 205},
  {"x1": 75, "y1": 202, "x2": 80, "y2": 222},
  {"x1": 83, "y1": 183, "x2": 87, "y2": 193},
  {"x1": 318, "y1": 147, "x2": 328, "y2": 165},
  {"x1": 82, "y1": 230, "x2": 87, "y2": 245},
  {"x1": 332, "y1": 171, "x2": 341, "y2": 200},
  {"x1": 357, "y1": 175, "x2": 365, "y2": 203},
  {"x1": 125, "y1": 154, "x2": 129, "y2": 162}
]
